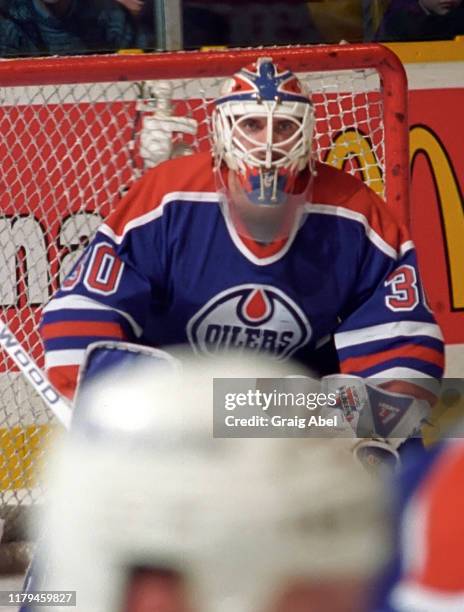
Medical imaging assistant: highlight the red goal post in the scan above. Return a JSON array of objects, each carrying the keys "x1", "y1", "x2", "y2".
[{"x1": 0, "y1": 43, "x2": 408, "y2": 545}]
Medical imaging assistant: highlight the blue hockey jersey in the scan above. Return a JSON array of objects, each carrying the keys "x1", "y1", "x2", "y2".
[{"x1": 40, "y1": 151, "x2": 444, "y2": 399}]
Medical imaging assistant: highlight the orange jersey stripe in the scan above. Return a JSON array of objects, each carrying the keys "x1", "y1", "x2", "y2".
[
  {"x1": 312, "y1": 161, "x2": 410, "y2": 251},
  {"x1": 413, "y1": 443, "x2": 464, "y2": 591},
  {"x1": 48, "y1": 365, "x2": 80, "y2": 401},
  {"x1": 239, "y1": 234, "x2": 287, "y2": 258},
  {"x1": 341, "y1": 344, "x2": 444, "y2": 373},
  {"x1": 42, "y1": 321, "x2": 126, "y2": 340},
  {"x1": 106, "y1": 151, "x2": 216, "y2": 237}
]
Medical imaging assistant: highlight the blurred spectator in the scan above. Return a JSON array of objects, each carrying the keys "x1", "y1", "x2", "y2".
[
  {"x1": 113, "y1": 0, "x2": 232, "y2": 50},
  {"x1": 311, "y1": 0, "x2": 364, "y2": 43},
  {"x1": 362, "y1": 0, "x2": 390, "y2": 40},
  {"x1": 115, "y1": 0, "x2": 144, "y2": 16},
  {"x1": 0, "y1": 0, "x2": 138, "y2": 58},
  {"x1": 183, "y1": 0, "x2": 324, "y2": 47},
  {"x1": 114, "y1": 0, "x2": 154, "y2": 48},
  {"x1": 112, "y1": 0, "x2": 231, "y2": 50},
  {"x1": 183, "y1": 5, "x2": 231, "y2": 49},
  {"x1": 374, "y1": 0, "x2": 464, "y2": 42}
]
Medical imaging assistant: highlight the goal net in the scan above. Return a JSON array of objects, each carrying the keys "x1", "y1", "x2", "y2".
[{"x1": 0, "y1": 44, "x2": 408, "y2": 551}]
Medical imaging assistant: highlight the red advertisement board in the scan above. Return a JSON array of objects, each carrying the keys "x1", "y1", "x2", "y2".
[{"x1": 409, "y1": 88, "x2": 464, "y2": 344}]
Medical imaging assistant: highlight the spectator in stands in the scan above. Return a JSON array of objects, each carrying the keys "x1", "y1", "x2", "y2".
[
  {"x1": 374, "y1": 0, "x2": 464, "y2": 42},
  {"x1": 182, "y1": 4, "x2": 231, "y2": 49},
  {"x1": 114, "y1": 0, "x2": 231, "y2": 50},
  {"x1": 182, "y1": 0, "x2": 324, "y2": 47},
  {"x1": 0, "y1": 0, "x2": 138, "y2": 58},
  {"x1": 115, "y1": 0, "x2": 144, "y2": 16},
  {"x1": 114, "y1": 0, "x2": 155, "y2": 49},
  {"x1": 115, "y1": 0, "x2": 323, "y2": 50}
]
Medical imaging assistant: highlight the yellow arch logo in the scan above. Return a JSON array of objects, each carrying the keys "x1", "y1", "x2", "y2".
[
  {"x1": 325, "y1": 129, "x2": 384, "y2": 198},
  {"x1": 410, "y1": 125, "x2": 464, "y2": 310},
  {"x1": 325, "y1": 126, "x2": 464, "y2": 310}
]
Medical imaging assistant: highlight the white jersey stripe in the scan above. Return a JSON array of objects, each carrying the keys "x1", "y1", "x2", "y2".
[
  {"x1": 400, "y1": 240, "x2": 415, "y2": 256},
  {"x1": 100, "y1": 191, "x2": 219, "y2": 244},
  {"x1": 43, "y1": 295, "x2": 143, "y2": 337},
  {"x1": 99, "y1": 196, "x2": 415, "y2": 260},
  {"x1": 45, "y1": 349, "x2": 86, "y2": 369},
  {"x1": 306, "y1": 203, "x2": 411, "y2": 260},
  {"x1": 391, "y1": 583, "x2": 464, "y2": 612},
  {"x1": 335, "y1": 321, "x2": 444, "y2": 349},
  {"x1": 221, "y1": 200, "x2": 305, "y2": 266}
]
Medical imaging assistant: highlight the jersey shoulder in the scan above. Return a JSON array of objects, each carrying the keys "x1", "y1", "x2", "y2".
[
  {"x1": 311, "y1": 161, "x2": 410, "y2": 249},
  {"x1": 147, "y1": 150, "x2": 216, "y2": 195},
  {"x1": 103, "y1": 151, "x2": 217, "y2": 241},
  {"x1": 312, "y1": 161, "x2": 385, "y2": 212}
]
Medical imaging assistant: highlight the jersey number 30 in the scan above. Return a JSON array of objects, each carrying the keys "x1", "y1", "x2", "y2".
[
  {"x1": 384, "y1": 265, "x2": 419, "y2": 312},
  {"x1": 84, "y1": 243, "x2": 124, "y2": 296}
]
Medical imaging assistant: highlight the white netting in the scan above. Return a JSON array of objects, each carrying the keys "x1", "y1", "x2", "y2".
[{"x1": 0, "y1": 58, "x2": 387, "y2": 535}]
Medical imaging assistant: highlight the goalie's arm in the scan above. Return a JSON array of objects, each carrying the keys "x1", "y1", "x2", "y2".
[
  {"x1": 41, "y1": 242, "x2": 159, "y2": 400},
  {"x1": 333, "y1": 218, "x2": 444, "y2": 404},
  {"x1": 41, "y1": 164, "x2": 176, "y2": 400}
]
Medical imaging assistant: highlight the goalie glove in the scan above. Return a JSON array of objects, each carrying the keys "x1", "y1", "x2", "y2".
[
  {"x1": 321, "y1": 375, "x2": 431, "y2": 473},
  {"x1": 138, "y1": 79, "x2": 198, "y2": 169},
  {"x1": 73, "y1": 341, "x2": 181, "y2": 430},
  {"x1": 140, "y1": 114, "x2": 198, "y2": 169}
]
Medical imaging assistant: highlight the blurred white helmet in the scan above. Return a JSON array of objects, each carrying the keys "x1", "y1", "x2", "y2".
[{"x1": 38, "y1": 350, "x2": 390, "y2": 612}]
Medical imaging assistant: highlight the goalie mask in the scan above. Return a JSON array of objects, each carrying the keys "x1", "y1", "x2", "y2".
[
  {"x1": 213, "y1": 57, "x2": 315, "y2": 242},
  {"x1": 37, "y1": 350, "x2": 390, "y2": 612}
]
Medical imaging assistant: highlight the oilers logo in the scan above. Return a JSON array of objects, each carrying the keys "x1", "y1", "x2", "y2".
[{"x1": 187, "y1": 284, "x2": 311, "y2": 360}]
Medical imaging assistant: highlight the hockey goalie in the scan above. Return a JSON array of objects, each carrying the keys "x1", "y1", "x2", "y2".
[{"x1": 40, "y1": 56, "x2": 444, "y2": 464}]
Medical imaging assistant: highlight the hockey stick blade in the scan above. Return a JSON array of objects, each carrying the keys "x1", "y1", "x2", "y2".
[{"x1": 0, "y1": 320, "x2": 71, "y2": 429}]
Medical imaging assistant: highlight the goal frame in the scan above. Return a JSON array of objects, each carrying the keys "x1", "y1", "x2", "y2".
[
  {"x1": 0, "y1": 43, "x2": 409, "y2": 563},
  {"x1": 0, "y1": 43, "x2": 409, "y2": 221}
]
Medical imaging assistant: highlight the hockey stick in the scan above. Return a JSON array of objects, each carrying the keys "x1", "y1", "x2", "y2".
[{"x1": 0, "y1": 319, "x2": 71, "y2": 429}]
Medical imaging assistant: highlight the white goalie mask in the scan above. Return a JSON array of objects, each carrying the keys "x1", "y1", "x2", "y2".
[
  {"x1": 38, "y1": 350, "x2": 389, "y2": 612},
  {"x1": 212, "y1": 58, "x2": 315, "y2": 242}
]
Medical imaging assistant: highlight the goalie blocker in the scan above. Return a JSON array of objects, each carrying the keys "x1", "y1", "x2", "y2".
[
  {"x1": 75, "y1": 342, "x2": 433, "y2": 468},
  {"x1": 321, "y1": 375, "x2": 432, "y2": 473},
  {"x1": 76, "y1": 342, "x2": 431, "y2": 468}
]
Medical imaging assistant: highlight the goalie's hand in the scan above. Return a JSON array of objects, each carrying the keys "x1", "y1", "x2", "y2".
[
  {"x1": 140, "y1": 114, "x2": 198, "y2": 169},
  {"x1": 321, "y1": 375, "x2": 431, "y2": 474}
]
